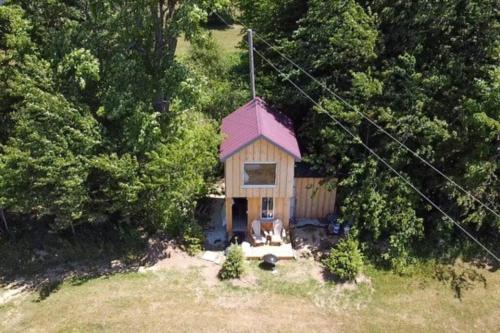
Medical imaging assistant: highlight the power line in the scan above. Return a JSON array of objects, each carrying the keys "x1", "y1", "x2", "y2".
[
  {"x1": 212, "y1": 11, "x2": 500, "y2": 219},
  {"x1": 251, "y1": 46, "x2": 500, "y2": 262}
]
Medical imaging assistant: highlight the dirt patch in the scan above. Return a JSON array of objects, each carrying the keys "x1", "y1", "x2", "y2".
[
  {"x1": 0, "y1": 283, "x2": 28, "y2": 305},
  {"x1": 291, "y1": 225, "x2": 338, "y2": 260},
  {"x1": 229, "y1": 273, "x2": 258, "y2": 288},
  {"x1": 144, "y1": 244, "x2": 223, "y2": 287}
]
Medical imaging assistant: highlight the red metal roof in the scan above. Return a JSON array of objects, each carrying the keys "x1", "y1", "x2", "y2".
[{"x1": 220, "y1": 97, "x2": 301, "y2": 161}]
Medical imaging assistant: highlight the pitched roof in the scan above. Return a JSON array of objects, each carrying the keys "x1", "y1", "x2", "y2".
[{"x1": 220, "y1": 97, "x2": 301, "y2": 161}]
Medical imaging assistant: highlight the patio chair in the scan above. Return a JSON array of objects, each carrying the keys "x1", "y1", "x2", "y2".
[
  {"x1": 270, "y1": 219, "x2": 286, "y2": 245},
  {"x1": 250, "y1": 220, "x2": 266, "y2": 246}
]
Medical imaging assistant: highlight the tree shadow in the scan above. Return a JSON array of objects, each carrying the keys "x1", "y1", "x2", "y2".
[
  {"x1": 36, "y1": 279, "x2": 63, "y2": 302},
  {"x1": 0, "y1": 227, "x2": 176, "y2": 302}
]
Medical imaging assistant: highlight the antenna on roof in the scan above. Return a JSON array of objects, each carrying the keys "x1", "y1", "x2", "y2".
[{"x1": 247, "y1": 29, "x2": 256, "y2": 99}]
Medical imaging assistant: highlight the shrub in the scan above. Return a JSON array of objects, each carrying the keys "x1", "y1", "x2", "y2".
[
  {"x1": 219, "y1": 244, "x2": 244, "y2": 280},
  {"x1": 181, "y1": 221, "x2": 204, "y2": 256},
  {"x1": 434, "y1": 263, "x2": 487, "y2": 299},
  {"x1": 323, "y1": 238, "x2": 363, "y2": 281}
]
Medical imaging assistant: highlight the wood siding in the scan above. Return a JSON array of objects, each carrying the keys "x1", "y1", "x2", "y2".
[
  {"x1": 294, "y1": 178, "x2": 336, "y2": 219},
  {"x1": 245, "y1": 197, "x2": 291, "y2": 234},
  {"x1": 224, "y1": 138, "x2": 295, "y2": 198},
  {"x1": 225, "y1": 197, "x2": 233, "y2": 235}
]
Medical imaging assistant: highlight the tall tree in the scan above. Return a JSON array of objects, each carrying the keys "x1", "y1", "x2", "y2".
[
  {"x1": 237, "y1": 0, "x2": 500, "y2": 267},
  {"x1": 0, "y1": 5, "x2": 101, "y2": 231},
  {"x1": 1, "y1": 1, "x2": 225, "y2": 234}
]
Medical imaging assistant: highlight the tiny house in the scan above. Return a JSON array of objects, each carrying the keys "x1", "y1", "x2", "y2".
[{"x1": 220, "y1": 97, "x2": 336, "y2": 237}]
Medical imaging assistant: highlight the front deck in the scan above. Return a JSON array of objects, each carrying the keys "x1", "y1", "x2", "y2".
[{"x1": 241, "y1": 242, "x2": 295, "y2": 259}]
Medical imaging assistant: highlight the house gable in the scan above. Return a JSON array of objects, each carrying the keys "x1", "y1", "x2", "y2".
[
  {"x1": 224, "y1": 138, "x2": 295, "y2": 198},
  {"x1": 220, "y1": 97, "x2": 301, "y2": 162}
]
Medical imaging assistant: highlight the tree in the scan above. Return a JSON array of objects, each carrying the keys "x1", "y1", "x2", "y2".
[
  {"x1": 1, "y1": 1, "x2": 225, "y2": 236},
  {"x1": 219, "y1": 244, "x2": 244, "y2": 279},
  {"x1": 237, "y1": 0, "x2": 500, "y2": 267},
  {"x1": 0, "y1": 79, "x2": 101, "y2": 232},
  {"x1": 185, "y1": 34, "x2": 249, "y2": 120},
  {"x1": 141, "y1": 110, "x2": 220, "y2": 233},
  {"x1": 0, "y1": 5, "x2": 101, "y2": 232}
]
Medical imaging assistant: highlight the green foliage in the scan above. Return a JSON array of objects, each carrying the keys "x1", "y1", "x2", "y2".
[
  {"x1": 57, "y1": 48, "x2": 100, "y2": 96},
  {"x1": 185, "y1": 34, "x2": 249, "y2": 120},
  {"x1": 0, "y1": 221, "x2": 146, "y2": 277},
  {"x1": 87, "y1": 153, "x2": 143, "y2": 222},
  {"x1": 0, "y1": 4, "x2": 35, "y2": 144},
  {"x1": 237, "y1": 0, "x2": 500, "y2": 268},
  {"x1": 181, "y1": 221, "x2": 204, "y2": 256},
  {"x1": 142, "y1": 111, "x2": 220, "y2": 234},
  {"x1": 0, "y1": 1, "x2": 224, "y2": 236},
  {"x1": 323, "y1": 238, "x2": 363, "y2": 281},
  {"x1": 219, "y1": 244, "x2": 244, "y2": 280},
  {"x1": 0, "y1": 85, "x2": 100, "y2": 230},
  {"x1": 434, "y1": 263, "x2": 487, "y2": 299}
]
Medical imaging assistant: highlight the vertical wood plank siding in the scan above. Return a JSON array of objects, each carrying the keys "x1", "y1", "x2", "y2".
[
  {"x1": 224, "y1": 138, "x2": 295, "y2": 198},
  {"x1": 294, "y1": 178, "x2": 336, "y2": 219},
  {"x1": 225, "y1": 197, "x2": 233, "y2": 235},
  {"x1": 225, "y1": 138, "x2": 295, "y2": 234},
  {"x1": 224, "y1": 139, "x2": 335, "y2": 234}
]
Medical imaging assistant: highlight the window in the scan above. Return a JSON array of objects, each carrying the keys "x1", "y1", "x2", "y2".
[
  {"x1": 261, "y1": 197, "x2": 274, "y2": 219},
  {"x1": 243, "y1": 163, "x2": 276, "y2": 186}
]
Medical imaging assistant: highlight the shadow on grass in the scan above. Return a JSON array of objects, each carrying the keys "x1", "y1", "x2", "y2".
[
  {"x1": 36, "y1": 279, "x2": 63, "y2": 302},
  {"x1": 0, "y1": 222, "x2": 177, "y2": 302},
  {"x1": 258, "y1": 262, "x2": 275, "y2": 271},
  {"x1": 321, "y1": 269, "x2": 338, "y2": 283}
]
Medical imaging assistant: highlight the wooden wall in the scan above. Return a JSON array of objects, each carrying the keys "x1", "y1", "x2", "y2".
[
  {"x1": 294, "y1": 178, "x2": 336, "y2": 219},
  {"x1": 226, "y1": 197, "x2": 291, "y2": 236},
  {"x1": 224, "y1": 138, "x2": 295, "y2": 198},
  {"x1": 245, "y1": 197, "x2": 291, "y2": 231},
  {"x1": 225, "y1": 197, "x2": 232, "y2": 235}
]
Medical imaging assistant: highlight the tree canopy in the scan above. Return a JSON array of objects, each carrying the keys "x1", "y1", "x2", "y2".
[
  {"x1": 0, "y1": 0, "x2": 498, "y2": 269},
  {"x1": 237, "y1": 0, "x2": 499, "y2": 267},
  {"x1": 0, "y1": 1, "x2": 225, "y2": 234}
]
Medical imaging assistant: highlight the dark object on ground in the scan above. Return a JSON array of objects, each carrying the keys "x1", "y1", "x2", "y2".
[
  {"x1": 326, "y1": 213, "x2": 353, "y2": 236},
  {"x1": 291, "y1": 218, "x2": 328, "y2": 229},
  {"x1": 229, "y1": 231, "x2": 245, "y2": 245},
  {"x1": 262, "y1": 253, "x2": 279, "y2": 269},
  {"x1": 326, "y1": 212, "x2": 341, "y2": 235}
]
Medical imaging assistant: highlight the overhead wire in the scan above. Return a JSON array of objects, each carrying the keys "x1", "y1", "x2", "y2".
[
  {"x1": 251, "y1": 46, "x2": 499, "y2": 262},
  {"x1": 212, "y1": 11, "x2": 500, "y2": 219}
]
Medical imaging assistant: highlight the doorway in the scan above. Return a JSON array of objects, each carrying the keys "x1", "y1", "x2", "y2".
[{"x1": 232, "y1": 198, "x2": 248, "y2": 232}]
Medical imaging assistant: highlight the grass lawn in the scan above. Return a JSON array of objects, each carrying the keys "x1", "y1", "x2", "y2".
[
  {"x1": 176, "y1": 24, "x2": 244, "y2": 57},
  {"x1": 1, "y1": 260, "x2": 498, "y2": 332}
]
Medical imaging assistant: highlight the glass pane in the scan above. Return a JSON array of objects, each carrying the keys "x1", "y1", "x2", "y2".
[
  {"x1": 261, "y1": 197, "x2": 274, "y2": 219},
  {"x1": 243, "y1": 163, "x2": 276, "y2": 185}
]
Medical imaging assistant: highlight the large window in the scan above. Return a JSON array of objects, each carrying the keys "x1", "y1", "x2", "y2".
[
  {"x1": 261, "y1": 197, "x2": 274, "y2": 219},
  {"x1": 243, "y1": 163, "x2": 276, "y2": 186}
]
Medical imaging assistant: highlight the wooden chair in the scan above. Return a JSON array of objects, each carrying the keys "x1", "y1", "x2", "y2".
[
  {"x1": 270, "y1": 219, "x2": 286, "y2": 245},
  {"x1": 250, "y1": 220, "x2": 266, "y2": 246}
]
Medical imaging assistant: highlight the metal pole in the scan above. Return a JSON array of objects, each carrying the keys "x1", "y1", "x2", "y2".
[{"x1": 247, "y1": 29, "x2": 256, "y2": 99}]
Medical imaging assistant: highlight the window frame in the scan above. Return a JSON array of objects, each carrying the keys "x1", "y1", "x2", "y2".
[
  {"x1": 261, "y1": 197, "x2": 274, "y2": 220},
  {"x1": 242, "y1": 162, "x2": 277, "y2": 188}
]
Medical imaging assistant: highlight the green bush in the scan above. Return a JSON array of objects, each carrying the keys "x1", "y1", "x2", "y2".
[
  {"x1": 323, "y1": 238, "x2": 363, "y2": 281},
  {"x1": 219, "y1": 244, "x2": 244, "y2": 280},
  {"x1": 434, "y1": 263, "x2": 487, "y2": 299},
  {"x1": 181, "y1": 221, "x2": 204, "y2": 256}
]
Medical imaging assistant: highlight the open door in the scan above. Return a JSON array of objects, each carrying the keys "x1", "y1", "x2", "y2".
[{"x1": 232, "y1": 198, "x2": 248, "y2": 232}]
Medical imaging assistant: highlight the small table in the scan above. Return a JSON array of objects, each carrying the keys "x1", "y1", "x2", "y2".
[{"x1": 261, "y1": 221, "x2": 274, "y2": 245}]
